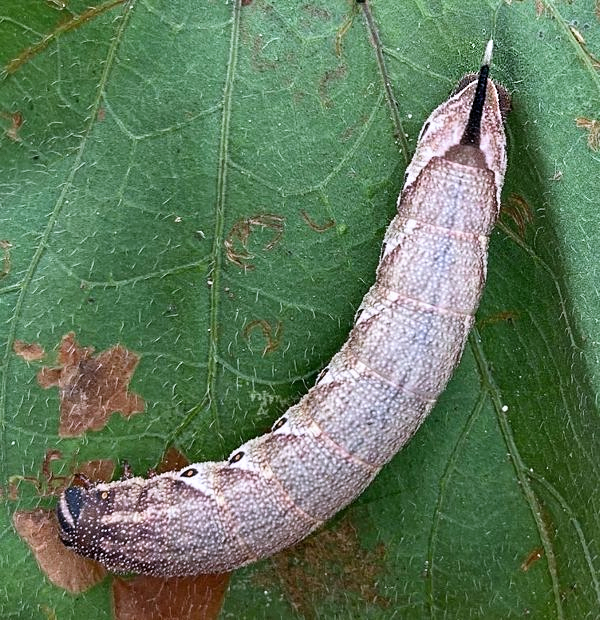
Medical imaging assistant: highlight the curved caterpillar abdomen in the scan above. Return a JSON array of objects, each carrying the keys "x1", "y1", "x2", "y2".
[{"x1": 56, "y1": 41, "x2": 509, "y2": 576}]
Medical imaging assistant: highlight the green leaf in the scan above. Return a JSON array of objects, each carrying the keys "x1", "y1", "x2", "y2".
[{"x1": 1, "y1": 0, "x2": 599, "y2": 618}]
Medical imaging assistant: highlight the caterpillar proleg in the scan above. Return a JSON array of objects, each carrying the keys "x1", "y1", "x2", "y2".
[{"x1": 56, "y1": 40, "x2": 509, "y2": 576}]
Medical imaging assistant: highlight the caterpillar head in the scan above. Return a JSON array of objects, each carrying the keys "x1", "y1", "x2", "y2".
[
  {"x1": 403, "y1": 40, "x2": 510, "y2": 205},
  {"x1": 56, "y1": 471, "x2": 224, "y2": 576}
]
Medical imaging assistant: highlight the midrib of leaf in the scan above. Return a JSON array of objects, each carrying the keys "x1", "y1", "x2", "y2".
[
  {"x1": 359, "y1": 0, "x2": 410, "y2": 164},
  {"x1": 0, "y1": 0, "x2": 134, "y2": 481},
  {"x1": 203, "y1": 0, "x2": 242, "y2": 451}
]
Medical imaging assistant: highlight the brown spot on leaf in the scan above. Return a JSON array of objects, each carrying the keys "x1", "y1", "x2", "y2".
[
  {"x1": 256, "y1": 518, "x2": 389, "y2": 616},
  {"x1": 241, "y1": 0, "x2": 253, "y2": 5},
  {"x1": 300, "y1": 209, "x2": 335, "y2": 233},
  {"x1": 340, "y1": 115, "x2": 369, "y2": 142},
  {"x1": 335, "y1": 2, "x2": 360, "y2": 57},
  {"x1": 112, "y1": 574, "x2": 230, "y2": 620},
  {"x1": 13, "y1": 509, "x2": 107, "y2": 593},
  {"x1": 12, "y1": 449, "x2": 68, "y2": 498},
  {"x1": 520, "y1": 546, "x2": 544, "y2": 571},
  {"x1": 302, "y1": 4, "x2": 332, "y2": 19},
  {"x1": 7, "y1": 480, "x2": 19, "y2": 500},
  {"x1": 113, "y1": 447, "x2": 188, "y2": 481},
  {"x1": 535, "y1": 0, "x2": 547, "y2": 17},
  {"x1": 1, "y1": 110, "x2": 23, "y2": 141},
  {"x1": 0, "y1": 240, "x2": 12, "y2": 278},
  {"x1": 576, "y1": 117, "x2": 600, "y2": 151},
  {"x1": 224, "y1": 214, "x2": 284, "y2": 270},
  {"x1": 318, "y1": 65, "x2": 347, "y2": 108},
  {"x1": 42, "y1": 449, "x2": 66, "y2": 488},
  {"x1": 39, "y1": 605, "x2": 57, "y2": 620},
  {"x1": 157, "y1": 446, "x2": 190, "y2": 473},
  {"x1": 251, "y1": 35, "x2": 277, "y2": 72},
  {"x1": 244, "y1": 319, "x2": 283, "y2": 355},
  {"x1": 13, "y1": 339, "x2": 45, "y2": 361},
  {"x1": 477, "y1": 310, "x2": 519, "y2": 330},
  {"x1": 76, "y1": 459, "x2": 116, "y2": 484},
  {"x1": 37, "y1": 332, "x2": 144, "y2": 437},
  {"x1": 501, "y1": 194, "x2": 534, "y2": 238}
]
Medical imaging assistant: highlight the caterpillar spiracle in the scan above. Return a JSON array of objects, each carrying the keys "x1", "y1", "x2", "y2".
[{"x1": 56, "y1": 40, "x2": 509, "y2": 576}]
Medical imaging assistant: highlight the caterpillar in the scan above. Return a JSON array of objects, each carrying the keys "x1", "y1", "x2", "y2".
[{"x1": 56, "y1": 40, "x2": 509, "y2": 577}]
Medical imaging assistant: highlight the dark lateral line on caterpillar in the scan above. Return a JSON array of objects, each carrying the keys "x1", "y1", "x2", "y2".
[{"x1": 461, "y1": 39, "x2": 493, "y2": 147}]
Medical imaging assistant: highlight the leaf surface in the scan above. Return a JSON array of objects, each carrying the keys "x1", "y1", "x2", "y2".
[{"x1": 1, "y1": 0, "x2": 599, "y2": 618}]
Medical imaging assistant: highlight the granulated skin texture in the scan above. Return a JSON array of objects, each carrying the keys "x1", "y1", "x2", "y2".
[{"x1": 57, "y1": 43, "x2": 509, "y2": 577}]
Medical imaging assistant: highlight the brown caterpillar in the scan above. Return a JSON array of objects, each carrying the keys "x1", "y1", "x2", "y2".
[{"x1": 56, "y1": 41, "x2": 509, "y2": 576}]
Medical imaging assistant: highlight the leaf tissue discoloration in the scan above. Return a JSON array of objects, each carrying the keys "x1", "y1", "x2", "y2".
[
  {"x1": 3, "y1": 0, "x2": 128, "y2": 75},
  {"x1": 37, "y1": 332, "x2": 144, "y2": 437},
  {"x1": 11, "y1": 459, "x2": 114, "y2": 592},
  {"x1": 0, "y1": 239, "x2": 12, "y2": 278},
  {"x1": 576, "y1": 117, "x2": 600, "y2": 151},
  {"x1": 300, "y1": 209, "x2": 336, "y2": 232},
  {"x1": 13, "y1": 339, "x2": 45, "y2": 361},
  {"x1": 243, "y1": 319, "x2": 283, "y2": 355},
  {"x1": 76, "y1": 459, "x2": 117, "y2": 483},
  {"x1": 318, "y1": 64, "x2": 347, "y2": 108},
  {"x1": 501, "y1": 193, "x2": 534, "y2": 238},
  {"x1": 257, "y1": 519, "x2": 389, "y2": 616},
  {"x1": 156, "y1": 447, "x2": 190, "y2": 473},
  {"x1": 0, "y1": 110, "x2": 23, "y2": 141},
  {"x1": 224, "y1": 214, "x2": 285, "y2": 270},
  {"x1": 477, "y1": 310, "x2": 519, "y2": 330},
  {"x1": 112, "y1": 574, "x2": 230, "y2": 620},
  {"x1": 12, "y1": 509, "x2": 107, "y2": 593},
  {"x1": 520, "y1": 546, "x2": 544, "y2": 572}
]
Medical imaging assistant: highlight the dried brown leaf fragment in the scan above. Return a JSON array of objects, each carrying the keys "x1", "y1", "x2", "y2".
[{"x1": 37, "y1": 332, "x2": 144, "y2": 437}]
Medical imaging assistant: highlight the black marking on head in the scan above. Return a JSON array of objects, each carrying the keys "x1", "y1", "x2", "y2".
[
  {"x1": 59, "y1": 533, "x2": 74, "y2": 547},
  {"x1": 181, "y1": 467, "x2": 198, "y2": 477},
  {"x1": 56, "y1": 503, "x2": 75, "y2": 536},
  {"x1": 56, "y1": 485, "x2": 84, "y2": 541},
  {"x1": 455, "y1": 73, "x2": 510, "y2": 126},
  {"x1": 315, "y1": 366, "x2": 330, "y2": 385},
  {"x1": 272, "y1": 417, "x2": 287, "y2": 431},
  {"x1": 418, "y1": 121, "x2": 431, "y2": 141},
  {"x1": 64, "y1": 486, "x2": 84, "y2": 522},
  {"x1": 460, "y1": 62, "x2": 490, "y2": 147},
  {"x1": 229, "y1": 451, "x2": 245, "y2": 464}
]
